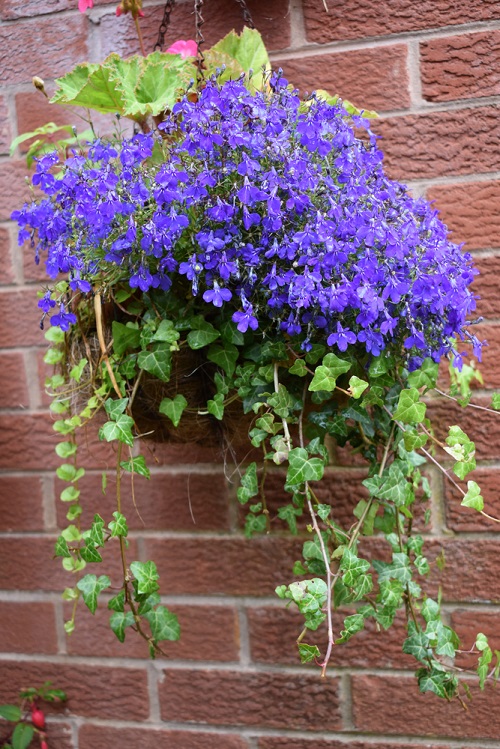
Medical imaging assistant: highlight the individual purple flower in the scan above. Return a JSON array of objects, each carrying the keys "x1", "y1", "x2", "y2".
[
  {"x1": 203, "y1": 282, "x2": 232, "y2": 307},
  {"x1": 233, "y1": 305, "x2": 259, "y2": 333},
  {"x1": 50, "y1": 303, "x2": 77, "y2": 331},
  {"x1": 327, "y1": 322, "x2": 357, "y2": 352}
]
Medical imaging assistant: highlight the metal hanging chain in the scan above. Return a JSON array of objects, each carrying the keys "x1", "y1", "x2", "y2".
[
  {"x1": 194, "y1": 0, "x2": 206, "y2": 83},
  {"x1": 154, "y1": 0, "x2": 176, "y2": 51},
  {"x1": 233, "y1": 0, "x2": 255, "y2": 28}
]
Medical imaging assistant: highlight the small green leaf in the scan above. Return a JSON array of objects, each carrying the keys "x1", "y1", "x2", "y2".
[
  {"x1": 108, "y1": 590, "x2": 125, "y2": 612},
  {"x1": 152, "y1": 319, "x2": 180, "y2": 344},
  {"x1": 187, "y1": 325, "x2": 220, "y2": 349},
  {"x1": 289, "y1": 359, "x2": 308, "y2": 376},
  {"x1": 44, "y1": 325, "x2": 65, "y2": 344},
  {"x1": 76, "y1": 574, "x2": 111, "y2": 614},
  {"x1": 54, "y1": 535, "x2": 71, "y2": 558},
  {"x1": 207, "y1": 343, "x2": 239, "y2": 376},
  {"x1": 461, "y1": 480, "x2": 484, "y2": 512},
  {"x1": 60, "y1": 485, "x2": 81, "y2": 502},
  {"x1": 110, "y1": 611, "x2": 135, "y2": 643},
  {"x1": 130, "y1": 560, "x2": 160, "y2": 596},
  {"x1": 348, "y1": 375, "x2": 368, "y2": 399},
  {"x1": 144, "y1": 605, "x2": 180, "y2": 642},
  {"x1": 12, "y1": 722, "x2": 34, "y2": 749},
  {"x1": 393, "y1": 388, "x2": 427, "y2": 424},
  {"x1": 104, "y1": 397, "x2": 129, "y2": 420},
  {"x1": 108, "y1": 511, "x2": 129, "y2": 537},
  {"x1": 99, "y1": 414, "x2": 135, "y2": 446},
  {"x1": 0, "y1": 705, "x2": 21, "y2": 722},
  {"x1": 298, "y1": 643, "x2": 321, "y2": 663},
  {"x1": 286, "y1": 447, "x2": 324, "y2": 486},
  {"x1": 70, "y1": 358, "x2": 88, "y2": 382},
  {"x1": 159, "y1": 394, "x2": 188, "y2": 427},
  {"x1": 138, "y1": 344, "x2": 172, "y2": 382},
  {"x1": 120, "y1": 455, "x2": 151, "y2": 479},
  {"x1": 55, "y1": 441, "x2": 77, "y2": 458},
  {"x1": 207, "y1": 393, "x2": 224, "y2": 420},
  {"x1": 237, "y1": 462, "x2": 258, "y2": 504}
]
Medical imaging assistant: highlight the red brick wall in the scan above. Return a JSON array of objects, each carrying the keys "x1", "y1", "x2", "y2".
[{"x1": 1, "y1": 1, "x2": 500, "y2": 747}]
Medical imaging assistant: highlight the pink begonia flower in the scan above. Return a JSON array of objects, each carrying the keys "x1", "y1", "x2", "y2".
[
  {"x1": 166, "y1": 40, "x2": 198, "y2": 59},
  {"x1": 78, "y1": 0, "x2": 93, "y2": 11}
]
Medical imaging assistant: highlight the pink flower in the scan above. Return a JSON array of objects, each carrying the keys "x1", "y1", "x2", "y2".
[
  {"x1": 78, "y1": 0, "x2": 93, "y2": 11},
  {"x1": 166, "y1": 40, "x2": 198, "y2": 59}
]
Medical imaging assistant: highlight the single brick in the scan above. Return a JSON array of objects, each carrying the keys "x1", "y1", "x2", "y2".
[
  {"x1": 0, "y1": 227, "x2": 15, "y2": 285},
  {"x1": 99, "y1": 0, "x2": 290, "y2": 59},
  {"x1": 421, "y1": 31, "x2": 500, "y2": 103},
  {"x1": 352, "y1": 673, "x2": 500, "y2": 738},
  {"x1": 55, "y1": 469, "x2": 231, "y2": 532},
  {"x1": 0, "y1": 601, "x2": 58, "y2": 654},
  {"x1": 376, "y1": 106, "x2": 500, "y2": 181},
  {"x1": 303, "y1": 0, "x2": 500, "y2": 44},
  {"x1": 0, "y1": 474, "x2": 46, "y2": 531},
  {"x1": 427, "y1": 181, "x2": 500, "y2": 251},
  {"x1": 0, "y1": 95, "x2": 12, "y2": 156},
  {"x1": 0, "y1": 15, "x2": 89, "y2": 85},
  {"x1": 79, "y1": 725, "x2": 248, "y2": 749},
  {"x1": 258, "y1": 740, "x2": 447, "y2": 749},
  {"x1": 0, "y1": 352, "x2": 29, "y2": 408},
  {"x1": 66, "y1": 602, "x2": 239, "y2": 661},
  {"x1": 0, "y1": 660, "x2": 149, "y2": 721},
  {"x1": 281, "y1": 46, "x2": 410, "y2": 111},
  {"x1": 473, "y1": 255, "x2": 500, "y2": 318},
  {"x1": 159, "y1": 668, "x2": 341, "y2": 730},
  {"x1": 144, "y1": 535, "x2": 302, "y2": 596}
]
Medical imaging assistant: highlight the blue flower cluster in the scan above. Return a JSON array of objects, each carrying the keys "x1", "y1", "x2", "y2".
[{"x1": 13, "y1": 72, "x2": 481, "y2": 365}]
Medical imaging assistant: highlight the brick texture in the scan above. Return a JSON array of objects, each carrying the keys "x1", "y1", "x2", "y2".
[
  {"x1": 281, "y1": 46, "x2": 410, "y2": 111},
  {"x1": 427, "y1": 181, "x2": 500, "y2": 250},
  {"x1": 79, "y1": 725, "x2": 248, "y2": 749},
  {"x1": 0, "y1": 15, "x2": 90, "y2": 86},
  {"x1": 159, "y1": 668, "x2": 341, "y2": 730},
  {"x1": 0, "y1": 474, "x2": 46, "y2": 531},
  {"x1": 352, "y1": 674, "x2": 500, "y2": 738},
  {"x1": 303, "y1": 0, "x2": 500, "y2": 43},
  {"x1": 1, "y1": 3, "x2": 500, "y2": 748},
  {"x1": 376, "y1": 106, "x2": 500, "y2": 181},
  {"x1": 0, "y1": 601, "x2": 58, "y2": 654},
  {"x1": 421, "y1": 31, "x2": 500, "y2": 103}
]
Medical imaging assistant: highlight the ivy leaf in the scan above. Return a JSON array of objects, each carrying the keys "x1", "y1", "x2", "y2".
[
  {"x1": 340, "y1": 548, "x2": 370, "y2": 586},
  {"x1": 120, "y1": 455, "x2": 151, "y2": 479},
  {"x1": 403, "y1": 626, "x2": 431, "y2": 663},
  {"x1": 54, "y1": 535, "x2": 71, "y2": 558},
  {"x1": 89, "y1": 514, "x2": 105, "y2": 547},
  {"x1": 187, "y1": 324, "x2": 220, "y2": 349},
  {"x1": 108, "y1": 590, "x2": 125, "y2": 613},
  {"x1": 308, "y1": 353, "x2": 351, "y2": 393},
  {"x1": 112, "y1": 321, "x2": 141, "y2": 355},
  {"x1": 109, "y1": 611, "x2": 135, "y2": 643},
  {"x1": 99, "y1": 414, "x2": 135, "y2": 447},
  {"x1": 277, "y1": 504, "x2": 302, "y2": 534},
  {"x1": 152, "y1": 319, "x2": 180, "y2": 344},
  {"x1": 348, "y1": 375, "x2": 368, "y2": 399},
  {"x1": 80, "y1": 539, "x2": 103, "y2": 563},
  {"x1": 104, "y1": 397, "x2": 129, "y2": 420},
  {"x1": 336, "y1": 612, "x2": 366, "y2": 643},
  {"x1": 55, "y1": 441, "x2": 77, "y2": 459},
  {"x1": 237, "y1": 462, "x2": 258, "y2": 504},
  {"x1": 144, "y1": 605, "x2": 180, "y2": 642},
  {"x1": 417, "y1": 668, "x2": 456, "y2": 699},
  {"x1": 289, "y1": 358, "x2": 308, "y2": 376},
  {"x1": 407, "y1": 358, "x2": 439, "y2": 389},
  {"x1": 244, "y1": 512, "x2": 267, "y2": 537},
  {"x1": 108, "y1": 511, "x2": 129, "y2": 538},
  {"x1": 138, "y1": 344, "x2": 172, "y2": 382},
  {"x1": 207, "y1": 393, "x2": 225, "y2": 420},
  {"x1": 461, "y1": 480, "x2": 484, "y2": 512},
  {"x1": 159, "y1": 394, "x2": 188, "y2": 427},
  {"x1": 267, "y1": 384, "x2": 295, "y2": 418},
  {"x1": 77, "y1": 574, "x2": 111, "y2": 614},
  {"x1": 207, "y1": 343, "x2": 239, "y2": 376},
  {"x1": 130, "y1": 560, "x2": 160, "y2": 596},
  {"x1": 286, "y1": 447, "x2": 325, "y2": 486},
  {"x1": 393, "y1": 388, "x2": 427, "y2": 424},
  {"x1": 298, "y1": 643, "x2": 321, "y2": 663}
]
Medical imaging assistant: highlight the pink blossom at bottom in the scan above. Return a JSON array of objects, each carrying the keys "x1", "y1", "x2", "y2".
[{"x1": 78, "y1": 0, "x2": 93, "y2": 11}]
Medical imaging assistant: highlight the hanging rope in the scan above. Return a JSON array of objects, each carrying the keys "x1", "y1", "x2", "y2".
[
  {"x1": 233, "y1": 0, "x2": 255, "y2": 29},
  {"x1": 154, "y1": 0, "x2": 176, "y2": 51},
  {"x1": 194, "y1": 0, "x2": 206, "y2": 83}
]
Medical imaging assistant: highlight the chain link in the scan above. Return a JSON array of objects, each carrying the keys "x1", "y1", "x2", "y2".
[
  {"x1": 194, "y1": 0, "x2": 206, "y2": 83},
  {"x1": 154, "y1": 0, "x2": 176, "y2": 51},
  {"x1": 233, "y1": 0, "x2": 255, "y2": 28}
]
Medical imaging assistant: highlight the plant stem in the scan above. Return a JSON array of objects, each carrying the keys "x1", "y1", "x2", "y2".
[{"x1": 94, "y1": 292, "x2": 122, "y2": 399}]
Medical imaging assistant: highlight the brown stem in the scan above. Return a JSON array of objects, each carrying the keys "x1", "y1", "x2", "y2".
[
  {"x1": 134, "y1": 16, "x2": 146, "y2": 57},
  {"x1": 94, "y1": 292, "x2": 122, "y2": 399}
]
